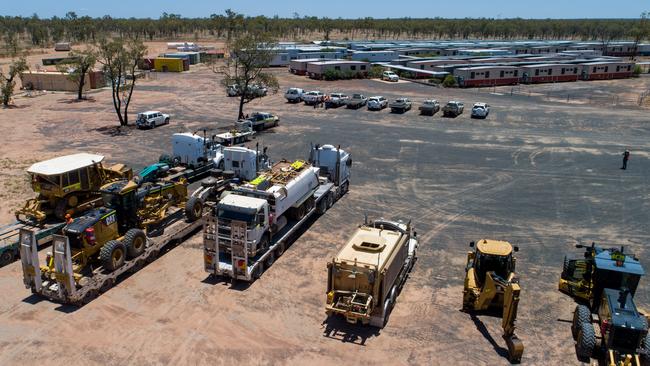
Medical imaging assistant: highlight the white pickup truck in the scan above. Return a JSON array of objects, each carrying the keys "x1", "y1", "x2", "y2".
[
  {"x1": 284, "y1": 88, "x2": 305, "y2": 103},
  {"x1": 303, "y1": 91, "x2": 325, "y2": 105}
]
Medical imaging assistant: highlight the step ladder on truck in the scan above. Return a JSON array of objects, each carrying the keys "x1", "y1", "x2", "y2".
[{"x1": 203, "y1": 144, "x2": 352, "y2": 283}]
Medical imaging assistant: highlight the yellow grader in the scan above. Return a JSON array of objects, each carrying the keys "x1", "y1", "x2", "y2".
[
  {"x1": 16, "y1": 153, "x2": 132, "y2": 223},
  {"x1": 462, "y1": 239, "x2": 524, "y2": 363}
]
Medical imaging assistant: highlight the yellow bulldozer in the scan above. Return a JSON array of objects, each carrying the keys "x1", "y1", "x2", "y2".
[
  {"x1": 16, "y1": 153, "x2": 132, "y2": 223},
  {"x1": 462, "y1": 239, "x2": 524, "y2": 363}
]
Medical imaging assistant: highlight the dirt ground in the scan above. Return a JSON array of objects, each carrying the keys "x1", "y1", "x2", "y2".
[{"x1": 1, "y1": 59, "x2": 650, "y2": 365}]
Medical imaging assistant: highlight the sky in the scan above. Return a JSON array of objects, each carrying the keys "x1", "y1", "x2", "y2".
[{"x1": 3, "y1": 0, "x2": 649, "y2": 19}]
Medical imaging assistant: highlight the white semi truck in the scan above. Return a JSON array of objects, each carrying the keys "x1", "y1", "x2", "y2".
[{"x1": 203, "y1": 144, "x2": 351, "y2": 282}]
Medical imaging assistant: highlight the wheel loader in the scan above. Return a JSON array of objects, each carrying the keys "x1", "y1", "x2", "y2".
[
  {"x1": 38, "y1": 178, "x2": 189, "y2": 285},
  {"x1": 560, "y1": 243, "x2": 650, "y2": 365},
  {"x1": 16, "y1": 153, "x2": 132, "y2": 223},
  {"x1": 462, "y1": 239, "x2": 524, "y2": 363}
]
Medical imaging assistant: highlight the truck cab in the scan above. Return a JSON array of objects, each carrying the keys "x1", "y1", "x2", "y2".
[
  {"x1": 169, "y1": 133, "x2": 224, "y2": 170},
  {"x1": 215, "y1": 194, "x2": 270, "y2": 257}
]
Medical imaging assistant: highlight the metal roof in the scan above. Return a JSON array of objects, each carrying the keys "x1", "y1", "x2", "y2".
[
  {"x1": 27, "y1": 153, "x2": 104, "y2": 176},
  {"x1": 335, "y1": 225, "x2": 405, "y2": 269},
  {"x1": 219, "y1": 194, "x2": 266, "y2": 211},
  {"x1": 476, "y1": 239, "x2": 513, "y2": 256}
]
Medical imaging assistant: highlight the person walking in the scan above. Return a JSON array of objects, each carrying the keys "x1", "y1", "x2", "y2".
[{"x1": 621, "y1": 149, "x2": 630, "y2": 170}]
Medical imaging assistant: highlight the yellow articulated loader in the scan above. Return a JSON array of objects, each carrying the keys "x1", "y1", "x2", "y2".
[
  {"x1": 462, "y1": 239, "x2": 524, "y2": 363},
  {"x1": 16, "y1": 153, "x2": 132, "y2": 223}
]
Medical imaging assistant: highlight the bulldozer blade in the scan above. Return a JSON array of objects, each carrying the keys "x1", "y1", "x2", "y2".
[{"x1": 504, "y1": 334, "x2": 524, "y2": 364}]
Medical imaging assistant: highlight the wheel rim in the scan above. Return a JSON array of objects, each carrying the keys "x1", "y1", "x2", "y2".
[
  {"x1": 1, "y1": 251, "x2": 11, "y2": 264},
  {"x1": 112, "y1": 248, "x2": 124, "y2": 267},
  {"x1": 134, "y1": 237, "x2": 145, "y2": 252}
]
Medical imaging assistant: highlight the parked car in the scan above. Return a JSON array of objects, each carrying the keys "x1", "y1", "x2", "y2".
[
  {"x1": 303, "y1": 90, "x2": 325, "y2": 105},
  {"x1": 389, "y1": 98, "x2": 412, "y2": 113},
  {"x1": 471, "y1": 102, "x2": 490, "y2": 119},
  {"x1": 242, "y1": 112, "x2": 279, "y2": 131},
  {"x1": 442, "y1": 101, "x2": 464, "y2": 117},
  {"x1": 367, "y1": 96, "x2": 388, "y2": 110},
  {"x1": 227, "y1": 84, "x2": 268, "y2": 97},
  {"x1": 136, "y1": 111, "x2": 170, "y2": 129},
  {"x1": 346, "y1": 93, "x2": 368, "y2": 109},
  {"x1": 382, "y1": 71, "x2": 399, "y2": 82},
  {"x1": 419, "y1": 99, "x2": 440, "y2": 115},
  {"x1": 284, "y1": 88, "x2": 305, "y2": 103},
  {"x1": 325, "y1": 93, "x2": 349, "y2": 108}
]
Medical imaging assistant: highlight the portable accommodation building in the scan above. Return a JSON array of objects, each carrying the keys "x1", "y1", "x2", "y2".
[
  {"x1": 580, "y1": 62, "x2": 634, "y2": 80},
  {"x1": 289, "y1": 58, "x2": 329, "y2": 75},
  {"x1": 305, "y1": 60, "x2": 370, "y2": 79},
  {"x1": 454, "y1": 66, "x2": 520, "y2": 87},
  {"x1": 520, "y1": 64, "x2": 580, "y2": 83},
  {"x1": 350, "y1": 51, "x2": 399, "y2": 62},
  {"x1": 54, "y1": 42, "x2": 71, "y2": 52}
]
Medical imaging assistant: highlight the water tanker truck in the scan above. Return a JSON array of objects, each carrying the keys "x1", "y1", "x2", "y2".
[{"x1": 203, "y1": 144, "x2": 351, "y2": 282}]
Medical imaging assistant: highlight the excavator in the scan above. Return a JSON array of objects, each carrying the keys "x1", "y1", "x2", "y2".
[{"x1": 462, "y1": 239, "x2": 524, "y2": 363}]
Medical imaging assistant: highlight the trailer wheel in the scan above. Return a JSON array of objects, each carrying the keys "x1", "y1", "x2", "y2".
[
  {"x1": 0, "y1": 250, "x2": 14, "y2": 266},
  {"x1": 265, "y1": 252, "x2": 275, "y2": 267},
  {"x1": 100, "y1": 240, "x2": 127, "y2": 272},
  {"x1": 576, "y1": 322, "x2": 595, "y2": 360},
  {"x1": 275, "y1": 243, "x2": 285, "y2": 257},
  {"x1": 124, "y1": 228, "x2": 146, "y2": 258},
  {"x1": 327, "y1": 192, "x2": 335, "y2": 208},
  {"x1": 572, "y1": 305, "x2": 591, "y2": 340},
  {"x1": 99, "y1": 278, "x2": 114, "y2": 293},
  {"x1": 185, "y1": 196, "x2": 203, "y2": 222}
]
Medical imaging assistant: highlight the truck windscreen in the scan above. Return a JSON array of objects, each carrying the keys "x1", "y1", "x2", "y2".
[{"x1": 217, "y1": 208, "x2": 255, "y2": 224}]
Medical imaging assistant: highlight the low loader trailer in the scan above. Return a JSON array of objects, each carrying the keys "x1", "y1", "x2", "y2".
[
  {"x1": 203, "y1": 144, "x2": 352, "y2": 282},
  {"x1": 325, "y1": 218, "x2": 418, "y2": 327},
  {"x1": 19, "y1": 176, "x2": 201, "y2": 305},
  {"x1": 20, "y1": 209, "x2": 202, "y2": 305}
]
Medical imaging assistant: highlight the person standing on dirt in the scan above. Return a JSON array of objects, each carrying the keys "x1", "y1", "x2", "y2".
[{"x1": 621, "y1": 149, "x2": 630, "y2": 170}]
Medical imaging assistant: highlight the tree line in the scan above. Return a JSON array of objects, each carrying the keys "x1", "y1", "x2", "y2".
[{"x1": 1, "y1": 13, "x2": 649, "y2": 47}]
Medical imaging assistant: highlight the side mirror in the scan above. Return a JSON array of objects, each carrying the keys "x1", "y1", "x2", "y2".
[
  {"x1": 514, "y1": 246, "x2": 519, "y2": 252},
  {"x1": 469, "y1": 241, "x2": 475, "y2": 248}
]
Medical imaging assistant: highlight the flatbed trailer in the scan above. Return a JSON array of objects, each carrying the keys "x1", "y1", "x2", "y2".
[
  {"x1": 203, "y1": 183, "x2": 343, "y2": 282},
  {"x1": 19, "y1": 208, "x2": 203, "y2": 305},
  {"x1": 0, "y1": 220, "x2": 65, "y2": 267}
]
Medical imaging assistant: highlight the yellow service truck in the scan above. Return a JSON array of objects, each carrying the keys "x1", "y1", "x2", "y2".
[{"x1": 325, "y1": 218, "x2": 418, "y2": 327}]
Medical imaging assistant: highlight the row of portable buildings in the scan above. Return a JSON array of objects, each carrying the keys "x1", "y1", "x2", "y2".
[{"x1": 451, "y1": 61, "x2": 635, "y2": 87}]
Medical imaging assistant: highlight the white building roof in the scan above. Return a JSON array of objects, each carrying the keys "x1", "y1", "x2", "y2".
[
  {"x1": 27, "y1": 153, "x2": 105, "y2": 175},
  {"x1": 220, "y1": 194, "x2": 266, "y2": 211}
]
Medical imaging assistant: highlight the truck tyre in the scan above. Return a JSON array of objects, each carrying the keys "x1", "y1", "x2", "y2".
[
  {"x1": 572, "y1": 305, "x2": 591, "y2": 339},
  {"x1": 185, "y1": 196, "x2": 203, "y2": 222},
  {"x1": 265, "y1": 252, "x2": 275, "y2": 267},
  {"x1": 100, "y1": 240, "x2": 127, "y2": 272},
  {"x1": 0, "y1": 250, "x2": 14, "y2": 266},
  {"x1": 576, "y1": 322, "x2": 595, "y2": 360},
  {"x1": 327, "y1": 192, "x2": 335, "y2": 208},
  {"x1": 317, "y1": 197, "x2": 328, "y2": 214},
  {"x1": 124, "y1": 228, "x2": 147, "y2": 258},
  {"x1": 642, "y1": 334, "x2": 650, "y2": 358}
]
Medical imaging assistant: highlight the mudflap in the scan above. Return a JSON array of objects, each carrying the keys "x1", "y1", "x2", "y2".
[
  {"x1": 19, "y1": 228, "x2": 41, "y2": 291},
  {"x1": 51, "y1": 234, "x2": 76, "y2": 300}
]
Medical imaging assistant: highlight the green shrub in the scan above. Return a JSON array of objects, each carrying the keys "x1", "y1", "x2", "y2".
[{"x1": 442, "y1": 75, "x2": 457, "y2": 87}]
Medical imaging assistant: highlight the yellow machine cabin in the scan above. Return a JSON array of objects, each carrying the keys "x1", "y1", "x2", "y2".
[
  {"x1": 326, "y1": 218, "x2": 417, "y2": 327},
  {"x1": 16, "y1": 153, "x2": 132, "y2": 222}
]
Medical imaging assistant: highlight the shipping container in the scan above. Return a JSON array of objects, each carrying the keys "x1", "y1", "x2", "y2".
[
  {"x1": 20, "y1": 71, "x2": 90, "y2": 92},
  {"x1": 153, "y1": 58, "x2": 185, "y2": 72}
]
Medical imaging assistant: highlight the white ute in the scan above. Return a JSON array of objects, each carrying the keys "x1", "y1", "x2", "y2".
[
  {"x1": 367, "y1": 96, "x2": 388, "y2": 110},
  {"x1": 303, "y1": 91, "x2": 325, "y2": 105}
]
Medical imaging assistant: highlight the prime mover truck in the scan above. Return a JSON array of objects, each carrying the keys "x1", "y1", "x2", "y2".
[
  {"x1": 203, "y1": 144, "x2": 351, "y2": 282},
  {"x1": 325, "y1": 218, "x2": 418, "y2": 327}
]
